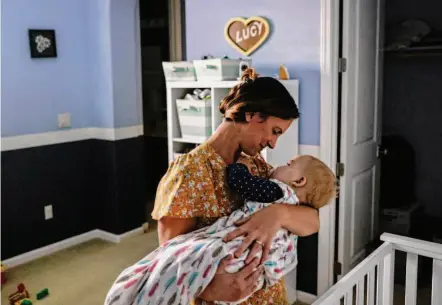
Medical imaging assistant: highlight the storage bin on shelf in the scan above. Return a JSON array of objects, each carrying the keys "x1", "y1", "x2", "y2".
[
  {"x1": 193, "y1": 58, "x2": 252, "y2": 81},
  {"x1": 162, "y1": 61, "x2": 196, "y2": 81},
  {"x1": 176, "y1": 99, "x2": 212, "y2": 140}
]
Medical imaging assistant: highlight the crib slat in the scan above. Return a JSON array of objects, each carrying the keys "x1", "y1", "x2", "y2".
[
  {"x1": 357, "y1": 278, "x2": 364, "y2": 305},
  {"x1": 345, "y1": 287, "x2": 354, "y2": 305},
  {"x1": 382, "y1": 251, "x2": 395, "y2": 305},
  {"x1": 432, "y1": 259, "x2": 442, "y2": 305},
  {"x1": 405, "y1": 253, "x2": 418, "y2": 305},
  {"x1": 367, "y1": 268, "x2": 375, "y2": 305},
  {"x1": 377, "y1": 261, "x2": 384, "y2": 305}
]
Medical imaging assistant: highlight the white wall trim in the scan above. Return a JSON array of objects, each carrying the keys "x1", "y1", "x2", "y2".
[
  {"x1": 2, "y1": 227, "x2": 145, "y2": 269},
  {"x1": 286, "y1": 282, "x2": 297, "y2": 304},
  {"x1": 298, "y1": 145, "x2": 320, "y2": 158},
  {"x1": 318, "y1": 0, "x2": 340, "y2": 296},
  {"x1": 1, "y1": 125, "x2": 144, "y2": 151},
  {"x1": 297, "y1": 290, "x2": 317, "y2": 304}
]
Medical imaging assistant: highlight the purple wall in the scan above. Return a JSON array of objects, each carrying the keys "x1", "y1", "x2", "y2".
[{"x1": 185, "y1": 0, "x2": 321, "y2": 146}]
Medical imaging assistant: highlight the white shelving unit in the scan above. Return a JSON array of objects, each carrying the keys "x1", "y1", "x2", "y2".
[{"x1": 166, "y1": 80, "x2": 299, "y2": 167}]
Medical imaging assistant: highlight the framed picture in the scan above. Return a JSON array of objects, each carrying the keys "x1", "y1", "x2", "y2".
[{"x1": 28, "y1": 29, "x2": 57, "y2": 58}]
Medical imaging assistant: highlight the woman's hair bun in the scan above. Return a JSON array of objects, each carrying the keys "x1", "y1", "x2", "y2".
[{"x1": 240, "y1": 68, "x2": 259, "y2": 83}]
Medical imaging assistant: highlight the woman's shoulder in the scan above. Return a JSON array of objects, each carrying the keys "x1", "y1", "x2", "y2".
[
  {"x1": 161, "y1": 143, "x2": 225, "y2": 185},
  {"x1": 152, "y1": 143, "x2": 224, "y2": 220},
  {"x1": 171, "y1": 143, "x2": 222, "y2": 170}
]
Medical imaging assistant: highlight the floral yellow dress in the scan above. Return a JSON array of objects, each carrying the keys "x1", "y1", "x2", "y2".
[{"x1": 151, "y1": 143, "x2": 289, "y2": 305}]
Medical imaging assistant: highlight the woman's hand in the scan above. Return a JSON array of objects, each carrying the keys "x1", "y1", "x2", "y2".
[
  {"x1": 223, "y1": 205, "x2": 285, "y2": 264},
  {"x1": 198, "y1": 255, "x2": 264, "y2": 302}
]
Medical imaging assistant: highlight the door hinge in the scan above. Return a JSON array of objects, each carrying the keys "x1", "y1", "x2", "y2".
[
  {"x1": 334, "y1": 261, "x2": 342, "y2": 275},
  {"x1": 338, "y1": 58, "x2": 347, "y2": 72},
  {"x1": 336, "y1": 162, "x2": 345, "y2": 177},
  {"x1": 377, "y1": 145, "x2": 388, "y2": 159}
]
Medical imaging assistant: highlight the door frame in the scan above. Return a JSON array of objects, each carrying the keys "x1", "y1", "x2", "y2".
[
  {"x1": 318, "y1": 0, "x2": 340, "y2": 296},
  {"x1": 134, "y1": 0, "x2": 184, "y2": 130},
  {"x1": 168, "y1": 0, "x2": 184, "y2": 61},
  {"x1": 318, "y1": 0, "x2": 385, "y2": 295}
]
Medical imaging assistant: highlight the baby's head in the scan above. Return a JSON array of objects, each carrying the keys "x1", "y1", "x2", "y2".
[{"x1": 271, "y1": 155, "x2": 337, "y2": 209}]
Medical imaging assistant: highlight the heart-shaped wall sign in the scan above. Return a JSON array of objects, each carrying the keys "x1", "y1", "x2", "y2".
[{"x1": 224, "y1": 16, "x2": 270, "y2": 56}]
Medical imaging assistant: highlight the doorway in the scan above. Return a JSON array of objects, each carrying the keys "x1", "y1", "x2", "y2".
[
  {"x1": 138, "y1": 0, "x2": 184, "y2": 219},
  {"x1": 331, "y1": 0, "x2": 442, "y2": 293}
]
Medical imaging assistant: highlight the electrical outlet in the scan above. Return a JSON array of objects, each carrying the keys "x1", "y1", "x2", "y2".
[
  {"x1": 58, "y1": 113, "x2": 71, "y2": 128},
  {"x1": 44, "y1": 205, "x2": 53, "y2": 220}
]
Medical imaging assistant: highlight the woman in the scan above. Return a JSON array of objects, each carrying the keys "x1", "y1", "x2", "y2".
[{"x1": 151, "y1": 69, "x2": 319, "y2": 304}]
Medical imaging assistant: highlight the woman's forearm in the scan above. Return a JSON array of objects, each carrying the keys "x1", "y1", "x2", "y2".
[
  {"x1": 277, "y1": 204, "x2": 320, "y2": 236},
  {"x1": 157, "y1": 216, "x2": 197, "y2": 245}
]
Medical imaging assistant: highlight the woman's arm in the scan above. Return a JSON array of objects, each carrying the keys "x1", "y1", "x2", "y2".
[
  {"x1": 278, "y1": 204, "x2": 320, "y2": 236},
  {"x1": 223, "y1": 204, "x2": 319, "y2": 264},
  {"x1": 157, "y1": 216, "x2": 197, "y2": 245}
]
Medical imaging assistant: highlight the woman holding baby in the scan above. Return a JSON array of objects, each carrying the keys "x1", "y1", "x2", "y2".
[{"x1": 151, "y1": 69, "x2": 319, "y2": 305}]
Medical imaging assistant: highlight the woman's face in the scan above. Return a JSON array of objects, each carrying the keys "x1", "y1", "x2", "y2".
[{"x1": 238, "y1": 113, "x2": 293, "y2": 156}]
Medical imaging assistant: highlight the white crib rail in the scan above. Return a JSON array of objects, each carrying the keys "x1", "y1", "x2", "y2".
[{"x1": 312, "y1": 233, "x2": 442, "y2": 305}]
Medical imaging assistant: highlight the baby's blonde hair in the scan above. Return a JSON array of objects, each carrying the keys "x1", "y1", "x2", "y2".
[{"x1": 294, "y1": 155, "x2": 337, "y2": 209}]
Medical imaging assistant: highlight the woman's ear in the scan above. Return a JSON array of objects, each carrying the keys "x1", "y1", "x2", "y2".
[
  {"x1": 245, "y1": 112, "x2": 266, "y2": 123},
  {"x1": 245, "y1": 112, "x2": 254, "y2": 122},
  {"x1": 292, "y1": 176, "x2": 307, "y2": 188}
]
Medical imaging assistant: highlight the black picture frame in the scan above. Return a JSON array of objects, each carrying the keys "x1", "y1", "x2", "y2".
[{"x1": 28, "y1": 29, "x2": 57, "y2": 58}]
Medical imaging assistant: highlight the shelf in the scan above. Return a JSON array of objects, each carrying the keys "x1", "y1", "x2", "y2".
[
  {"x1": 173, "y1": 137, "x2": 207, "y2": 144},
  {"x1": 384, "y1": 45, "x2": 442, "y2": 56},
  {"x1": 166, "y1": 79, "x2": 299, "y2": 89},
  {"x1": 166, "y1": 80, "x2": 240, "y2": 89}
]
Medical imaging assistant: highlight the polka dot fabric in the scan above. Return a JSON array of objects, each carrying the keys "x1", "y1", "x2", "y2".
[{"x1": 227, "y1": 163, "x2": 284, "y2": 203}]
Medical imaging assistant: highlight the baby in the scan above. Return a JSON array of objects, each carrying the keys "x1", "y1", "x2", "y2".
[{"x1": 104, "y1": 155, "x2": 337, "y2": 305}]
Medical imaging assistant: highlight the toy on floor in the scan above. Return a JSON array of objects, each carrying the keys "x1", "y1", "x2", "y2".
[
  {"x1": 1, "y1": 262, "x2": 6, "y2": 284},
  {"x1": 8, "y1": 283, "x2": 30, "y2": 305},
  {"x1": 36, "y1": 288, "x2": 49, "y2": 300},
  {"x1": 16, "y1": 299, "x2": 32, "y2": 305}
]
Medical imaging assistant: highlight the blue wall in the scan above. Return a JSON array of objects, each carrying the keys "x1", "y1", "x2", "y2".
[
  {"x1": 1, "y1": 0, "x2": 142, "y2": 137},
  {"x1": 110, "y1": 0, "x2": 142, "y2": 128},
  {"x1": 185, "y1": 0, "x2": 321, "y2": 145},
  {"x1": 1, "y1": 0, "x2": 93, "y2": 136}
]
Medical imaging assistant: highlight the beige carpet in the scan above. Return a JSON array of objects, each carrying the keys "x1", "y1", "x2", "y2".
[
  {"x1": 2, "y1": 229, "x2": 308, "y2": 305},
  {"x1": 2, "y1": 230, "x2": 160, "y2": 305}
]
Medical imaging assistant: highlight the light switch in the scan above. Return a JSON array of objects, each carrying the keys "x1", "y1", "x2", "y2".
[
  {"x1": 44, "y1": 205, "x2": 53, "y2": 220},
  {"x1": 58, "y1": 113, "x2": 71, "y2": 128}
]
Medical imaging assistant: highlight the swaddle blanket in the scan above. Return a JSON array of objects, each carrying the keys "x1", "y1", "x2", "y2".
[{"x1": 105, "y1": 179, "x2": 299, "y2": 305}]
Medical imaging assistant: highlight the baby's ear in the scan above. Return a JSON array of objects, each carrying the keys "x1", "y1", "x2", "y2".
[{"x1": 292, "y1": 176, "x2": 307, "y2": 188}]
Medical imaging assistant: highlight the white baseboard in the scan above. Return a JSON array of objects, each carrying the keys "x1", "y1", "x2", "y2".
[
  {"x1": 95, "y1": 229, "x2": 121, "y2": 243},
  {"x1": 1, "y1": 125, "x2": 143, "y2": 151},
  {"x1": 297, "y1": 290, "x2": 317, "y2": 304},
  {"x1": 3, "y1": 230, "x2": 97, "y2": 268},
  {"x1": 96, "y1": 227, "x2": 144, "y2": 243},
  {"x1": 119, "y1": 226, "x2": 145, "y2": 240},
  {"x1": 3, "y1": 227, "x2": 144, "y2": 269}
]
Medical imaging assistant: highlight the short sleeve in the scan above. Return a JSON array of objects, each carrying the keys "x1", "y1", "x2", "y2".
[{"x1": 151, "y1": 154, "x2": 219, "y2": 220}]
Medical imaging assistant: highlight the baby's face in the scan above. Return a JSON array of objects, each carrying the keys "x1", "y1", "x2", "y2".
[
  {"x1": 274, "y1": 155, "x2": 337, "y2": 209},
  {"x1": 270, "y1": 162, "x2": 303, "y2": 186}
]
